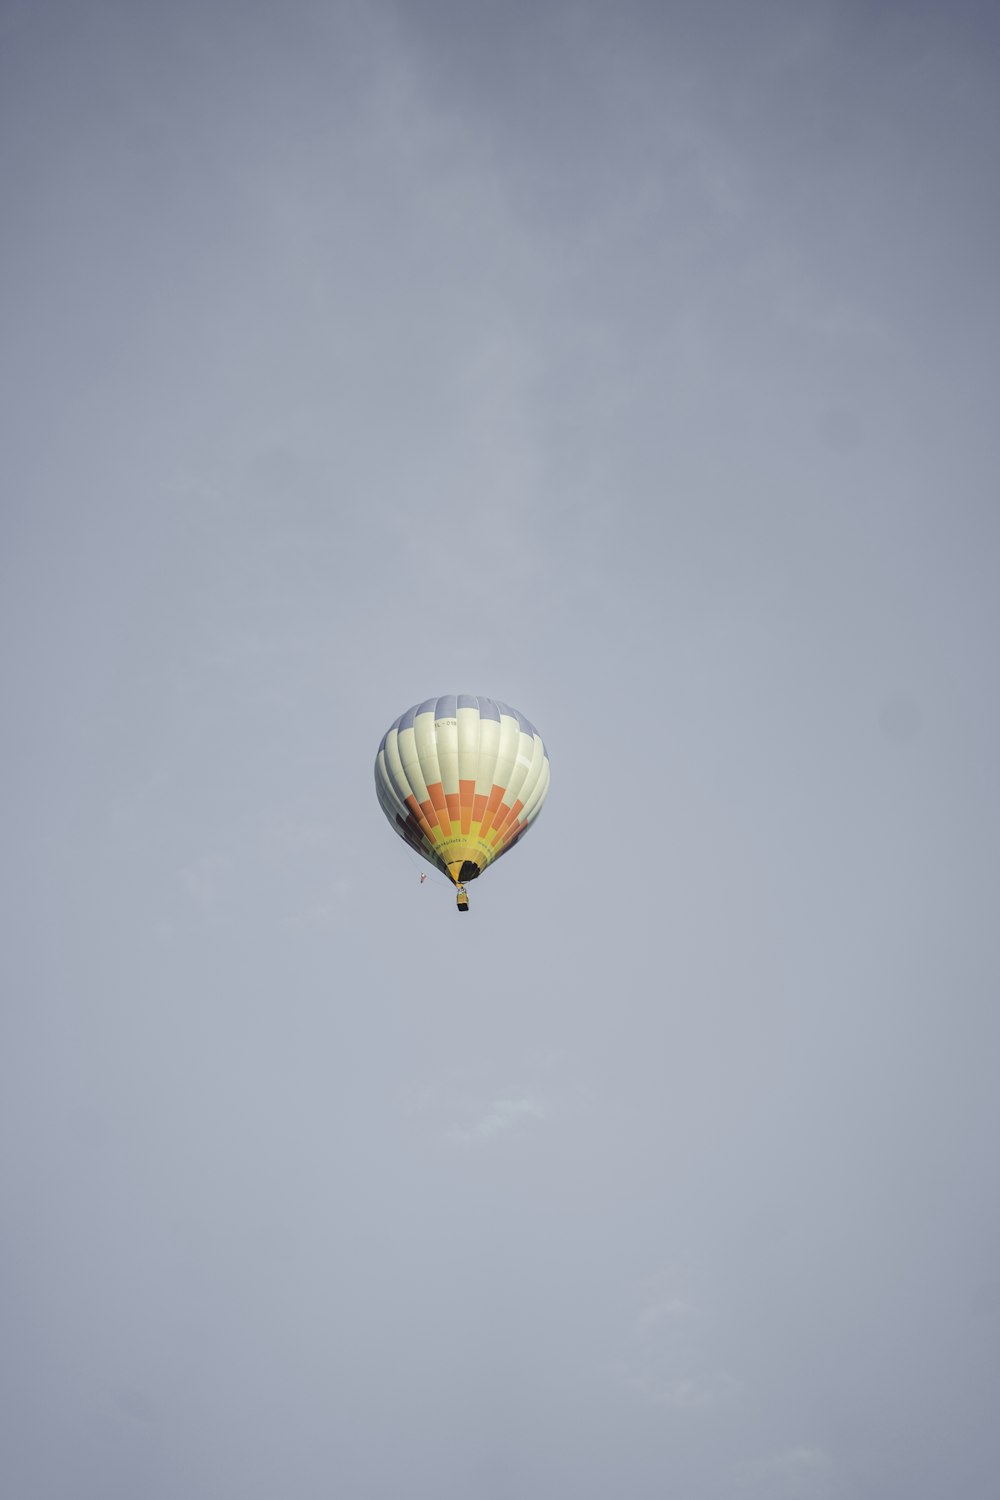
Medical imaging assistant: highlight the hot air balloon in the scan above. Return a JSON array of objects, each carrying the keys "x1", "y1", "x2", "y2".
[{"x1": 374, "y1": 695, "x2": 550, "y2": 912}]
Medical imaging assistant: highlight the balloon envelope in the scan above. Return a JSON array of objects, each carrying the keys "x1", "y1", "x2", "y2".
[{"x1": 374, "y1": 695, "x2": 550, "y2": 886}]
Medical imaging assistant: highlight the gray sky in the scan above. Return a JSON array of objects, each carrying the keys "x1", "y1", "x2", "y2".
[{"x1": 3, "y1": 2, "x2": 999, "y2": 1496}]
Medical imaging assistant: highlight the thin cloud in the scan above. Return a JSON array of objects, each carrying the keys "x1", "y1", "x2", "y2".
[
  {"x1": 447, "y1": 1093, "x2": 547, "y2": 1145},
  {"x1": 611, "y1": 1362, "x2": 740, "y2": 1412},
  {"x1": 733, "y1": 1446, "x2": 834, "y2": 1498},
  {"x1": 632, "y1": 1268, "x2": 699, "y2": 1335},
  {"x1": 612, "y1": 1270, "x2": 741, "y2": 1414},
  {"x1": 634, "y1": 1290, "x2": 697, "y2": 1336},
  {"x1": 179, "y1": 853, "x2": 234, "y2": 909}
]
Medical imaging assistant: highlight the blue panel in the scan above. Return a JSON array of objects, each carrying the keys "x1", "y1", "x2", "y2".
[{"x1": 383, "y1": 696, "x2": 541, "y2": 748}]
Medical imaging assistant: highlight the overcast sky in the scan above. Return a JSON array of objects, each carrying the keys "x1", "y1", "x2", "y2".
[{"x1": 3, "y1": 2, "x2": 1000, "y2": 1496}]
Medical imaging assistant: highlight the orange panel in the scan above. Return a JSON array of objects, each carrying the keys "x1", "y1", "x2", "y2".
[
  {"x1": 479, "y1": 784, "x2": 505, "y2": 839},
  {"x1": 419, "y1": 798, "x2": 439, "y2": 832},
  {"x1": 492, "y1": 798, "x2": 524, "y2": 842},
  {"x1": 490, "y1": 803, "x2": 511, "y2": 844},
  {"x1": 459, "y1": 779, "x2": 476, "y2": 834},
  {"x1": 407, "y1": 794, "x2": 437, "y2": 839},
  {"x1": 426, "y1": 781, "x2": 452, "y2": 837}
]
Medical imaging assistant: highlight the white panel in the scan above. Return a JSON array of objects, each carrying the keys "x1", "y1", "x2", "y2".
[
  {"x1": 498, "y1": 729, "x2": 534, "y2": 812},
  {"x1": 492, "y1": 711, "x2": 520, "y2": 798},
  {"x1": 413, "y1": 709, "x2": 442, "y2": 789},
  {"x1": 515, "y1": 735, "x2": 546, "y2": 811},
  {"x1": 520, "y1": 751, "x2": 549, "y2": 825},
  {"x1": 434, "y1": 714, "x2": 460, "y2": 796},
  {"x1": 381, "y1": 730, "x2": 411, "y2": 806},
  {"x1": 397, "y1": 724, "x2": 430, "y2": 805},
  {"x1": 456, "y1": 706, "x2": 481, "y2": 782},
  {"x1": 375, "y1": 748, "x2": 408, "y2": 818},
  {"x1": 474, "y1": 716, "x2": 501, "y2": 797}
]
